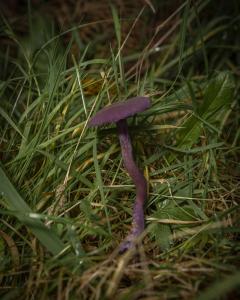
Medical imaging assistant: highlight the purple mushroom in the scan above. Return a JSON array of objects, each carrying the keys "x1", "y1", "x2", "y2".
[{"x1": 88, "y1": 96, "x2": 151, "y2": 252}]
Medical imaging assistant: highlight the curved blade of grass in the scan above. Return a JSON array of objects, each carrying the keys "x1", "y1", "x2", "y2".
[
  {"x1": 0, "y1": 166, "x2": 67, "y2": 256},
  {"x1": 0, "y1": 107, "x2": 25, "y2": 139}
]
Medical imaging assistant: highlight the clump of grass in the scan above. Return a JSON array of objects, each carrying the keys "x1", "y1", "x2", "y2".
[{"x1": 0, "y1": 1, "x2": 240, "y2": 299}]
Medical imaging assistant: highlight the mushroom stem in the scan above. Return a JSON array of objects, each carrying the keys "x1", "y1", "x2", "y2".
[{"x1": 116, "y1": 119, "x2": 147, "y2": 252}]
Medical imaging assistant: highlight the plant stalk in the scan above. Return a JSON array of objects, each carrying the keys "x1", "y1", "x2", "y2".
[{"x1": 116, "y1": 119, "x2": 147, "y2": 252}]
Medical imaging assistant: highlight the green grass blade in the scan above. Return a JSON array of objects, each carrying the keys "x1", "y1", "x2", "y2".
[
  {"x1": 92, "y1": 137, "x2": 111, "y2": 235},
  {"x1": 0, "y1": 166, "x2": 67, "y2": 255},
  {"x1": 178, "y1": 0, "x2": 190, "y2": 73},
  {"x1": 0, "y1": 107, "x2": 25, "y2": 139},
  {"x1": 111, "y1": 4, "x2": 121, "y2": 47}
]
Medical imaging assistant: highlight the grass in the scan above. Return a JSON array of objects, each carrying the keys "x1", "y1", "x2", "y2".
[{"x1": 0, "y1": 0, "x2": 240, "y2": 299}]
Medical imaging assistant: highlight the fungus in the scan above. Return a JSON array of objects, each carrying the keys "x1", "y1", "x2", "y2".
[{"x1": 88, "y1": 96, "x2": 151, "y2": 252}]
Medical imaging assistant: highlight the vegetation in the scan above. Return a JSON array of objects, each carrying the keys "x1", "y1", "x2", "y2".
[{"x1": 0, "y1": 0, "x2": 239, "y2": 299}]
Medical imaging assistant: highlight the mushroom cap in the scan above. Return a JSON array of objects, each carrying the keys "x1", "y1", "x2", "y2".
[{"x1": 88, "y1": 96, "x2": 150, "y2": 127}]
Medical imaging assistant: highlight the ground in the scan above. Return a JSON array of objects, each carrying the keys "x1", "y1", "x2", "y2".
[{"x1": 0, "y1": 1, "x2": 240, "y2": 299}]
